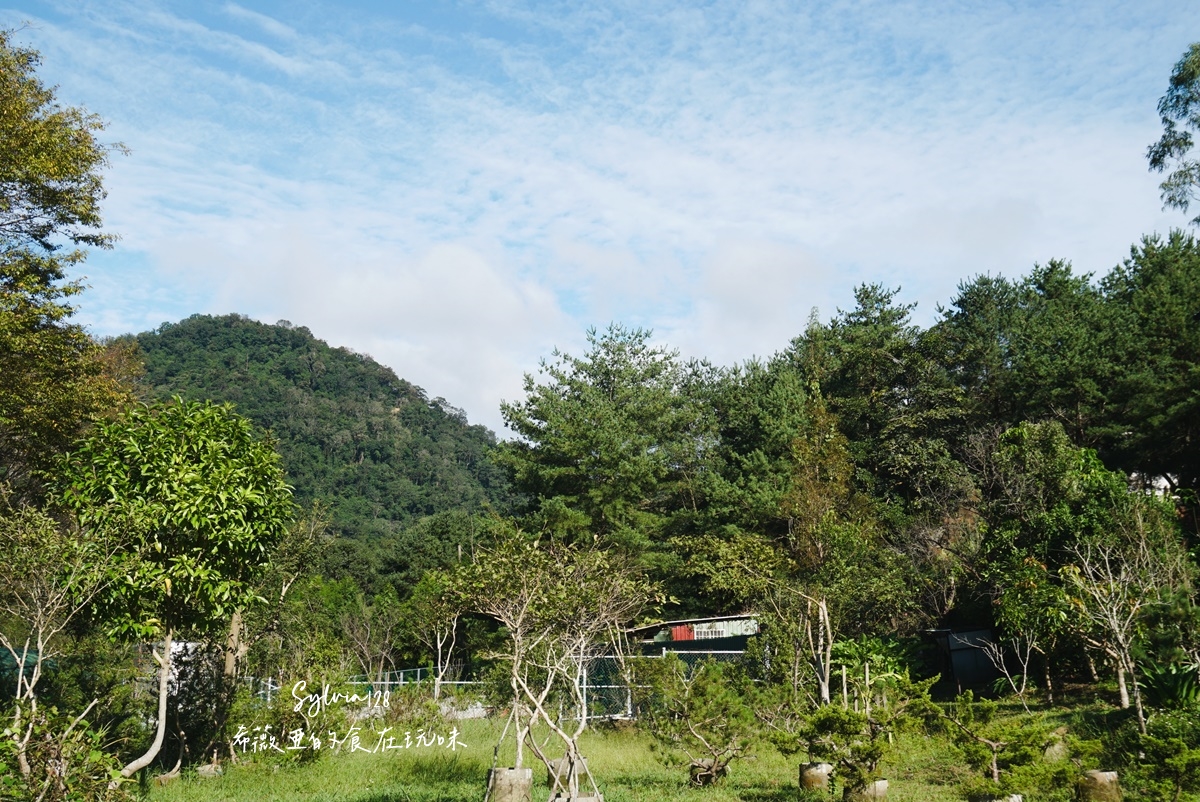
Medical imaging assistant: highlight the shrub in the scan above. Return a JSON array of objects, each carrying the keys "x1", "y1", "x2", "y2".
[
  {"x1": 629, "y1": 656, "x2": 757, "y2": 786},
  {"x1": 1140, "y1": 662, "x2": 1200, "y2": 710},
  {"x1": 1126, "y1": 710, "x2": 1200, "y2": 802},
  {"x1": 0, "y1": 704, "x2": 132, "y2": 801}
]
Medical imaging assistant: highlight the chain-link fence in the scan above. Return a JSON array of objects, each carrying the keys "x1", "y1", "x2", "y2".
[{"x1": 581, "y1": 650, "x2": 748, "y2": 720}]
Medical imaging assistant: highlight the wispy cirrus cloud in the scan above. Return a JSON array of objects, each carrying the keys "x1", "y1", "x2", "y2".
[{"x1": 2, "y1": 0, "x2": 1193, "y2": 432}]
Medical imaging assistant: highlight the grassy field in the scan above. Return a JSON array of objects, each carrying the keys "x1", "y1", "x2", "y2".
[{"x1": 148, "y1": 717, "x2": 973, "y2": 802}]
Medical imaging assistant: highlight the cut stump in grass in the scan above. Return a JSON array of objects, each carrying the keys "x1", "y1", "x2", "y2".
[
  {"x1": 799, "y1": 762, "x2": 833, "y2": 790},
  {"x1": 1077, "y1": 770, "x2": 1121, "y2": 801},
  {"x1": 843, "y1": 778, "x2": 888, "y2": 800},
  {"x1": 487, "y1": 767, "x2": 533, "y2": 802}
]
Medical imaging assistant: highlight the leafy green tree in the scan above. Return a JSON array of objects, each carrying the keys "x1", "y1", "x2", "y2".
[
  {"x1": 1100, "y1": 232, "x2": 1200, "y2": 505},
  {"x1": 1149, "y1": 42, "x2": 1200, "y2": 224},
  {"x1": 342, "y1": 583, "x2": 404, "y2": 689},
  {"x1": 985, "y1": 556, "x2": 1071, "y2": 707},
  {"x1": 793, "y1": 676, "x2": 936, "y2": 795},
  {"x1": 229, "y1": 500, "x2": 331, "y2": 679},
  {"x1": 244, "y1": 574, "x2": 359, "y2": 683},
  {"x1": 0, "y1": 298, "x2": 134, "y2": 504},
  {"x1": 0, "y1": 30, "x2": 130, "y2": 503},
  {"x1": 687, "y1": 530, "x2": 837, "y2": 703},
  {"x1": 977, "y1": 420, "x2": 1195, "y2": 724},
  {"x1": 697, "y1": 358, "x2": 812, "y2": 541},
  {"x1": 980, "y1": 421, "x2": 1144, "y2": 705},
  {"x1": 0, "y1": 30, "x2": 116, "y2": 254},
  {"x1": 497, "y1": 324, "x2": 710, "y2": 559},
  {"x1": 0, "y1": 698, "x2": 132, "y2": 802},
  {"x1": 1061, "y1": 494, "x2": 1194, "y2": 734},
  {"x1": 936, "y1": 262, "x2": 1113, "y2": 461},
  {"x1": 789, "y1": 285, "x2": 922, "y2": 488},
  {"x1": 54, "y1": 398, "x2": 293, "y2": 780},
  {"x1": 1008, "y1": 262, "x2": 1113, "y2": 446},
  {"x1": 935, "y1": 691, "x2": 1060, "y2": 799},
  {"x1": 1136, "y1": 710, "x2": 1200, "y2": 801},
  {"x1": 934, "y1": 274, "x2": 1022, "y2": 428},
  {"x1": 981, "y1": 421, "x2": 1124, "y2": 563},
  {"x1": 406, "y1": 569, "x2": 466, "y2": 700},
  {"x1": 938, "y1": 262, "x2": 1112, "y2": 448},
  {"x1": 687, "y1": 395, "x2": 918, "y2": 706}
]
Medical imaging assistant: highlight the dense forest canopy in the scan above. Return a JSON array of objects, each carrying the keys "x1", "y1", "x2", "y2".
[
  {"x1": 134, "y1": 313, "x2": 514, "y2": 540},
  {"x1": 122, "y1": 238, "x2": 1200, "y2": 623}
]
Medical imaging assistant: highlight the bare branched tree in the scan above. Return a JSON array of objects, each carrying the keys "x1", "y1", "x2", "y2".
[
  {"x1": 463, "y1": 532, "x2": 658, "y2": 801},
  {"x1": 980, "y1": 635, "x2": 1035, "y2": 713},
  {"x1": 0, "y1": 508, "x2": 121, "y2": 779},
  {"x1": 408, "y1": 569, "x2": 466, "y2": 700},
  {"x1": 1062, "y1": 498, "x2": 1194, "y2": 734},
  {"x1": 342, "y1": 588, "x2": 404, "y2": 689}
]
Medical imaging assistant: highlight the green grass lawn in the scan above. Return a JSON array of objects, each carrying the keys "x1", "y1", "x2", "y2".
[{"x1": 148, "y1": 717, "x2": 970, "y2": 802}]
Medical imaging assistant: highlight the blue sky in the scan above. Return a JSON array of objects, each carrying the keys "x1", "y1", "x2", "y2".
[{"x1": 3, "y1": 1, "x2": 1196, "y2": 433}]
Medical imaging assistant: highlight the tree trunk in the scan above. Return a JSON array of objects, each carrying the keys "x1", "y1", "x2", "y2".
[
  {"x1": 1085, "y1": 651, "x2": 1100, "y2": 683},
  {"x1": 224, "y1": 610, "x2": 242, "y2": 678},
  {"x1": 1115, "y1": 660, "x2": 1130, "y2": 709},
  {"x1": 433, "y1": 620, "x2": 458, "y2": 701},
  {"x1": 116, "y1": 630, "x2": 173, "y2": 784},
  {"x1": 512, "y1": 670, "x2": 525, "y2": 770},
  {"x1": 1125, "y1": 655, "x2": 1148, "y2": 734},
  {"x1": 1042, "y1": 657, "x2": 1054, "y2": 705},
  {"x1": 809, "y1": 597, "x2": 833, "y2": 706},
  {"x1": 13, "y1": 699, "x2": 32, "y2": 778}
]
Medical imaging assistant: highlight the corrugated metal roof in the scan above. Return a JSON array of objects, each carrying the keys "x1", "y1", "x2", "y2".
[{"x1": 627, "y1": 613, "x2": 758, "y2": 634}]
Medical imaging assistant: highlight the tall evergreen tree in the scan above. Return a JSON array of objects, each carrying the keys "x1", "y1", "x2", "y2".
[
  {"x1": 1101, "y1": 232, "x2": 1200, "y2": 501},
  {"x1": 496, "y1": 324, "x2": 711, "y2": 561}
]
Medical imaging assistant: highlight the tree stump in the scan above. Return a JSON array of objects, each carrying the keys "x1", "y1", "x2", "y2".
[
  {"x1": 487, "y1": 767, "x2": 532, "y2": 802},
  {"x1": 1077, "y1": 770, "x2": 1121, "y2": 801},
  {"x1": 844, "y1": 779, "x2": 888, "y2": 800},
  {"x1": 800, "y1": 762, "x2": 834, "y2": 790}
]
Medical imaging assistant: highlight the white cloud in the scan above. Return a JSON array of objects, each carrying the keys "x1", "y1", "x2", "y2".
[
  {"x1": 7, "y1": 0, "x2": 1194, "y2": 432},
  {"x1": 221, "y1": 3, "x2": 298, "y2": 42},
  {"x1": 667, "y1": 240, "x2": 835, "y2": 368},
  {"x1": 93, "y1": 206, "x2": 574, "y2": 432}
]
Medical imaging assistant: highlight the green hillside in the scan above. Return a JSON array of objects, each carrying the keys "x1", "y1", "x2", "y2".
[{"x1": 134, "y1": 314, "x2": 514, "y2": 541}]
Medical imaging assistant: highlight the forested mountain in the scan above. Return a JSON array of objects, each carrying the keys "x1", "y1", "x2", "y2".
[{"x1": 134, "y1": 314, "x2": 514, "y2": 542}]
